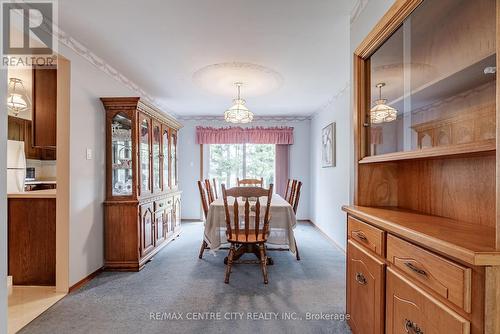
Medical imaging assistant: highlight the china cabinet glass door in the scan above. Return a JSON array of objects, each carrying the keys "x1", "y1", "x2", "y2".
[
  {"x1": 139, "y1": 114, "x2": 151, "y2": 195},
  {"x1": 111, "y1": 112, "x2": 133, "y2": 196},
  {"x1": 162, "y1": 125, "x2": 170, "y2": 190},
  {"x1": 170, "y1": 130, "x2": 177, "y2": 187},
  {"x1": 152, "y1": 120, "x2": 161, "y2": 193},
  {"x1": 366, "y1": 0, "x2": 496, "y2": 157}
]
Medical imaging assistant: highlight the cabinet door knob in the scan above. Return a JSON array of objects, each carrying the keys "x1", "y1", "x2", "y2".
[
  {"x1": 404, "y1": 262, "x2": 427, "y2": 276},
  {"x1": 355, "y1": 272, "x2": 367, "y2": 285},
  {"x1": 405, "y1": 319, "x2": 423, "y2": 334}
]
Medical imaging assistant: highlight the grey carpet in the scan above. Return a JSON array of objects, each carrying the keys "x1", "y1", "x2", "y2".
[{"x1": 20, "y1": 222, "x2": 351, "y2": 334}]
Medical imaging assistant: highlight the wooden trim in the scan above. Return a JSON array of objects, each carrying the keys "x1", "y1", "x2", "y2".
[
  {"x1": 354, "y1": 0, "x2": 423, "y2": 58},
  {"x1": 69, "y1": 267, "x2": 103, "y2": 293},
  {"x1": 496, "y1": 0, "x2": 500, "y2": 250},
  {"x1": 307, "y1": 220, "x2": 346, "y2": 254},
  {"x1": 485, "y1": 266, "x2": 500, "y2": 334},
  {"x1": 359, "y1": 140, "x2": 496, "y2": 164}
]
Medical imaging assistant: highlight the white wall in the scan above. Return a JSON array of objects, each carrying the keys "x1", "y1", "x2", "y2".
[
  {"x1": 56, "y1": 44, "x2": 137, "y2": 286},
  {"x1": 308, "y1": 0, "x2": 396, "y2": 251},
  {"x1": 309, "y1": 14, "x2": 351, "y2": 251},
  {"x1": 1, "y1": 68, "x2": 8, "y2": 334},
  {"x1": 178, "y1": 119, "x2": 311, "y2": 220}
]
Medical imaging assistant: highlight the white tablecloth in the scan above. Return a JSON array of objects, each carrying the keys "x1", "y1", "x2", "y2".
[{"x1": 204, "y1": 194, "x2": 297, "y2": 254}]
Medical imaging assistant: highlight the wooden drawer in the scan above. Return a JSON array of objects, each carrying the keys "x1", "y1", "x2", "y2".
[
  {"x1": 386, "y1": 267, "x2": 470, "y2": 334},
  {"x1": 347, "y1": 240, "x2": 385, "y2": 334},
  {"x1": 348, "y1": 216, "x2": 385, "y2": 256},
  {"x1": 154, "y1": 198, "x2": 173, "y2": 211},
  {"x1": 386, "y1": 234, "x2": 472, "y2": 312}
]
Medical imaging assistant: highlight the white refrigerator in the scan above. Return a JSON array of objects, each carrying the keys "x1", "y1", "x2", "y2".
[{"x1": 7, "y1": 140, "x2": 26, "y2": 193}]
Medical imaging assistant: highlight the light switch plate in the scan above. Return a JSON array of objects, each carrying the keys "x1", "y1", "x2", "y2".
[{"x1": 86, "y1": 148, "x2": 93, "y2": 160}]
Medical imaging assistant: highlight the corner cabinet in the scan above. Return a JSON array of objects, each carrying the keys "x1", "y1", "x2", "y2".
[{"x1": 101, "y1": 97, "x2": 183, "y2": 271}]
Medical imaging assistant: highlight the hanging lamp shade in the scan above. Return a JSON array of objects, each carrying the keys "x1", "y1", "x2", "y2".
[
  {"x1": 370, "y1": 83, "x2": 397, "y2": 123},
  {"x1": 7, "y1": 78, "x2": 30, "y2": 116},
  {"x1": 224, "y1": 83, "x2": 254, "y2": 124}
]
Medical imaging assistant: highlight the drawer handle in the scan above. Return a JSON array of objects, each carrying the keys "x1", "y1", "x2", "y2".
[
  {"x1": 355, "y1": 272, "x2": 367, "y2": 285},
  {"x1": 404, "y1": 262, "x2": 427, "y2": 277},
  {"x1": 354, "y1": 231, "x2": 368, "y2": 242},
  {"x1": 405, "y1": 319, "x2": 423, "y2": 334}
]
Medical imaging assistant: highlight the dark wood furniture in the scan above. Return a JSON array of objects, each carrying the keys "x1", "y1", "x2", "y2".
[
  {"x1": 8, "y1": 116, "x2": 56, "y2": 160},
  {"x1": 32, "y1": 67, "x2": 57, "y2": 148},
  {"x1": 222, "y1": 185, "x2": 273, "y2": 284},
  {"x1": 8, "y1": 198, "x2": 56, "y2": 285},
  {"x1": 101, "y1": 97, "x2": 182, "y2": 271},
  {"x1": 237, "y1": 177, "x2": 263, "y2": 187},
  {"x1": 197, "y1": 180, "x2": 210, "y2": 259},
  {"x1": 291, "y1": 180, "x2": 302, "y2": 261},
  {"x1": 346, "y1": 0, "x2": 500, "y2": 333}
]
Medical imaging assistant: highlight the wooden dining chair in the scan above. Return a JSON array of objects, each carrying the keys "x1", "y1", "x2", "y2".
[
  {"x1": 204, "y1": 179, "x2": 215, "y2": 204},
  {"x1": 197, "y1": 180, "x2": 210, "y2": 259},
  {"x1": 237, "y1": 177, "x2": 264, "y2": 187},
  {"x1": 212, "y1": 178, "x2": 219, "y2": 199},
  {"x1": 291, "y1": 181, "x2": 302, "y2": 261},
  {"x1": 222, "y1": 184, "x2": 273, "y2": 284},
  {"x1": 287, "y1": 179, "x2": 298, "y2": 204}
]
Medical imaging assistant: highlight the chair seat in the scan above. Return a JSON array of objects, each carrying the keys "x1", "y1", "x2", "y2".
[{"x1": 227, "y1": 230, "x2": 268, "y2": 243}]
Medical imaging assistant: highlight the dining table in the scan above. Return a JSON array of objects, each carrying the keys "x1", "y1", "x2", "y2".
[{"x1": 203, "y1": 193, "x2": 298, "y2": 263}]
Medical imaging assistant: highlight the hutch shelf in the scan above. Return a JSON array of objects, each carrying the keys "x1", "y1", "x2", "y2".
[
  {"x1": 345, "y1": 0, "x2": 500, "y2": 333},
  {"x1": 101, "y1": 97, "x2": 182, "y2": 271}
]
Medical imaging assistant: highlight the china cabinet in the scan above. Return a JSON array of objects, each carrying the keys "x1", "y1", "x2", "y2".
[
  {"x1": 344, "y1": 0, "x2": 500, "y2": 333},
  {"x1": 101, "y1": 97, "x2": 182, "y2": 271}
]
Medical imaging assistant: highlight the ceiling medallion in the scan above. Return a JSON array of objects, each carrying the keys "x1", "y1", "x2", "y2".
[
  {"x1": 193, "y1": 62, "x2": 283, "y2": 97},
  {"x1": 224, "y1": 82, "x2": 254, "y2": 124}
]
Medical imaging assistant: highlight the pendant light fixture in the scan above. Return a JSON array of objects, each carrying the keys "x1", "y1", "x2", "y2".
[
  {"x1": 370, "y1": 82, "x2": 397, "y2": 124},
  {"x1": 224, "y1": 82, "x2": 254, "y2": 124},
  {"x1": 7, "y1": 78, "x2": 30, "y2": 116}
]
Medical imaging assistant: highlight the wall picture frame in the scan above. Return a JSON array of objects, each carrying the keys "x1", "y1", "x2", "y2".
[{"x1": 321, "y1": 122, "x2": 335, "y2": 168}]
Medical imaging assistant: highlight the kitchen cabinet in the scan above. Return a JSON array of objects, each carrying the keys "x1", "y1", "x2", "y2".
[
  {"x1": 8, "y1": 197, "x2": 56, "y2": 285},
  {"x1": 102, "y1": 97, "x2": 182, "y2": 271},
  {"x1": 7, "y1": 116, "x2": 56, "y2": 160},
  {"x1": 32, "y1": 67, "x2": 57, "y2": 148}
]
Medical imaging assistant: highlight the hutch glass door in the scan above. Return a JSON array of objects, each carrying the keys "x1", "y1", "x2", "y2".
[
  {"x1": 139, "y1": 115, "x2": 151, "y2": 194},
  {"x1": 111, "y1": 112, "x2": 133, "y2": 196},
  {"x1": 162, "y1": 125, "x2": 170, "y2": 190},
  {"x1": 170, "y1": 130, "x2": 177, "y2": 187},
  {"x1": 366, "y1": 0, "x2": 496, "y2": 157},
  {"x1": 152, "y1": 120, "x2": 161, "y2": 193}
]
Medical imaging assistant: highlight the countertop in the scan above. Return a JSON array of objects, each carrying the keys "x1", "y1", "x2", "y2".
[{"x1": 8, "y1": 189, "x2": 57, "y2": 199}]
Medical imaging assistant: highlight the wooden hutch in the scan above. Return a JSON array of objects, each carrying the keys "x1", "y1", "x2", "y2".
[
  {"x1": 101, "y1": 97, "x2": 182, "y2": 271},
  {"x1": 344, "y1": 0, "x2": 500, "y2": 333}
]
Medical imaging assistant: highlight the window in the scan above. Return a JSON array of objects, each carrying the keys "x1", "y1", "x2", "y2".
[{"x1": 209, "y1": 144, "x2": 275, "y2": 187}]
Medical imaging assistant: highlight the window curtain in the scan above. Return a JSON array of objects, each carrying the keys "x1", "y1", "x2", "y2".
[
  {"x1": 275, "y1": 144, "x2": 290, "y2": 197},
  {"x1": 196, "y1": 126, "x2": 294, "y2": 145}
]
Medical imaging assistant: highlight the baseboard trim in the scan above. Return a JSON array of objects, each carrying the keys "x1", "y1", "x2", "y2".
[
  {"x1": 69, "y1": 267, "x2": 103, "y2": 293},
  {"x1": 307, "y1": 220, "x2": 346, "y2": 254}
]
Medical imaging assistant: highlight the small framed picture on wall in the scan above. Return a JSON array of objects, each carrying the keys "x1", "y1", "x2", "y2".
[{"x1": 321, "y1": 122, "x2": 336, "y2": 168}]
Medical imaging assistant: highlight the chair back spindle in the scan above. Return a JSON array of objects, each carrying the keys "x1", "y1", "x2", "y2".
[
  {"x1": 237, "y1": 177, "x2": 264, "y2": 187},
  {"x1": 204, "y1": 179, "x2": 215, "y2": 204}
]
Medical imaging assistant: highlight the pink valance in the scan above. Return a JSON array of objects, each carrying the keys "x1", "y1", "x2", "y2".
[{"x1": 196, "y1": 126, "x2": 294, "y2": 145}]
